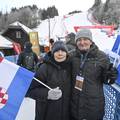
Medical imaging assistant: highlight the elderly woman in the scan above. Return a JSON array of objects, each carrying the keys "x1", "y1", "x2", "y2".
[{"x1": 26, "y1": 41, "x2": 72, "y2": 120}]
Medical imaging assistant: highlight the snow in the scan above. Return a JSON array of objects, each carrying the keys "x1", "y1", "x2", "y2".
[{"x1": 34, "y1": 12, "x2": 117, "y2": 51}]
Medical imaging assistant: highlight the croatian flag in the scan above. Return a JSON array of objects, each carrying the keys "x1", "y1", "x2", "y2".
[{"x1": 0, "y1": 57, "x2": 34, "y2": 120}]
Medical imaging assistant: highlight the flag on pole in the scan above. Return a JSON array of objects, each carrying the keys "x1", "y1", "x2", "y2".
[
  {"x1": 112, "y1": 33, "x2": 120, "y2": 85},
  {"x1": 0, "y1": 57, "x2": 34, "y2": 120},
  {"x1": 112, "y1": 35, "x2": 120, "y2": 54},
  {"x1": 116, "y1": 65, "x2": 120, "y2": 84}
]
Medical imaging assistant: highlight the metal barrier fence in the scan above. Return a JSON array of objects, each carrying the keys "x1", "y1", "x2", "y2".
[{"x1": 104, "y1": 84, "x2": 120, "y2": 120}]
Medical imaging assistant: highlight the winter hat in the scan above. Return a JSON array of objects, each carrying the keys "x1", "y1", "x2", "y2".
[
  {"x1": 75, "y1": 29, "x2": 93, "y2": 42},
  {"x1": 49, "y1": 38, "x2": 54, "y2": 44},
  {"x1": 52, "y1": 41, "x2": 68, "y2": 54},
  {"x1": 24, "y1": 41, "x2": 32, "y2": 48}
]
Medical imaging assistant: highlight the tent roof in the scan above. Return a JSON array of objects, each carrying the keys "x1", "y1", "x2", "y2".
[
  {"x1": 10, "y1": 21, "x2": 33, "y2": 33},
  {"x1": 0, "y1": 35, "x2": 13, "y2": 48}
]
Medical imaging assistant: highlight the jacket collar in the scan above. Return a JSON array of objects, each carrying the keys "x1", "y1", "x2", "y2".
[{"x1": 76, "y1": 43, "x2": 98, "y2": 58}]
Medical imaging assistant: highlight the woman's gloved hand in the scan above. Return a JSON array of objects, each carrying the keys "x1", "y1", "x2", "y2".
[{"x1": 47, "y1": 87, "x2": 62, "y2": 100}]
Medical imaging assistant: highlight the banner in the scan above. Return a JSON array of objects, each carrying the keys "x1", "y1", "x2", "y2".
[{"x1": 29, "y1": 32, "x2": 40, "y2": 56}]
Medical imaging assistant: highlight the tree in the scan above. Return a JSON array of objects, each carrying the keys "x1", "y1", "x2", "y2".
[
  {"x1": 0, "y1": 11, "x2": 2, "y2": 17},
  {"x1": 90, "y1": 0, "x2": 102, "y2": 10},
  {"x1": 41, "y1": 6, "x2": 59, "y2": 20},
  {"x1": 41, "y1": 9, "x2": 48, "y2": 20},
  {"x1": 0, "y1": 5, "x2": 59, "y2": 30}
]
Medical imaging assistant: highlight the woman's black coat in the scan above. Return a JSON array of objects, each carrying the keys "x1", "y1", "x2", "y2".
[{"x1": 26, "y1": 56, "x2": 72, "y2": 120}]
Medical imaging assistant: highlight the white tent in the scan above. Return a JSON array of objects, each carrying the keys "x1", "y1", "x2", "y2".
[{"x1": 0, "y1": 35, "x2": 13, "y2": 48}]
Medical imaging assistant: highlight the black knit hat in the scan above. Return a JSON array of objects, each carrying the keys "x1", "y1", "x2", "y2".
[
  {"x1": 51, "y1": 41, "x2": 68, "y2": 54},
  {"x1": 24, "y1": 41, "x2": 32, "y2": 48}
]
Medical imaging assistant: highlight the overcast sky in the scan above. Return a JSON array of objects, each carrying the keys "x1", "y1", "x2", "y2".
[{"x1": 0, "y1": 0, "x2": 106, "y2": 15}]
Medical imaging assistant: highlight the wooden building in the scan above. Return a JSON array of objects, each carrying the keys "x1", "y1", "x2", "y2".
[{"x1": 2, "y1": 21, "x2": 33, "y2": 51}]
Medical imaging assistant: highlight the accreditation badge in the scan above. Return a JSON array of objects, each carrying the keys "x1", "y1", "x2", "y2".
[{"x1": 75, "y1": 75, "x2": 84, "y2": 91}]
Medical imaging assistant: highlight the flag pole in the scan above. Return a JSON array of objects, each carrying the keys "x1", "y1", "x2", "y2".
[{"x1": 33, "y1": 77, "x2": 52, "y2": 90}]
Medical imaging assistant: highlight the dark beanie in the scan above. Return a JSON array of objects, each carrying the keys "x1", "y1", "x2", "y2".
[
  {"x1": 75, "y1": 29, "x2": 93, "y2": 42},
  {"x1": 51, "y1": 41, "x2": 68, "y2": 54},
  {"x1": 24, "y1": 41, "x2": 32, "y2": 48}
]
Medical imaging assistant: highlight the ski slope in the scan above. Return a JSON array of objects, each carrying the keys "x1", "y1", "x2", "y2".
[
  {"x1": 16, "y1": 11, "x2": 118, "y2": 120},
  {"x1": 34, "y1": 11, "x2": 117, "y2": 51}
]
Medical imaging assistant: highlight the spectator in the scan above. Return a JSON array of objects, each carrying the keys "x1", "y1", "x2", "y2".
[
  {"x1": 26, "y1": 41, "x2": 72, "y2": 120},
  {"x1": 43, "y1": 38, "x2": 55, "y2": 62},
  {"x1": 49, "y1": 38, "x2": 54, "y2": 51},
  {"x1": 35, "y1": 39, "x2": 55, "y2": 72},
  {"x1": 17, "y1": 41, "x2": 38, "y2": 72},
  {"x1": 71, "y1": 29, "x2": 118, "y2": 120},
  {"x1": 65, "y1": 32, "x2": 76, "y2": 53}
]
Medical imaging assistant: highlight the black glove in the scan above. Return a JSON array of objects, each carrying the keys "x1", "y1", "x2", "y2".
[{"x1": 107, "y1": 63, "x2": 118, "y2": 84}]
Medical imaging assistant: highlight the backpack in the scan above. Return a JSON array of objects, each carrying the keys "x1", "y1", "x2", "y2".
[{"x1": 23, "y1": 52, "x2": 35, "y2": 71}]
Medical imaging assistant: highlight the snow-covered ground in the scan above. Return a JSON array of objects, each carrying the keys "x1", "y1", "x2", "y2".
[
  {"x1": 34, "y1": 11, "x2": 117, "y2": 51},
  {"x1": 16, "y1": 11, "x2": 119, "y2": 120}
]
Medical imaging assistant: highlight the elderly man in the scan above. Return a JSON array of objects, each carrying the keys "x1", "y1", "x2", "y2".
[{"x1": 71, "y1": 29, "x2": 118, "y2": 120}]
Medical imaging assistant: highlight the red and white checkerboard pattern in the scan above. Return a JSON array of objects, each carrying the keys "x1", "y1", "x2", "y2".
[{"x1": 0, "y1": 87, "x2": 8, "y2": 109}]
